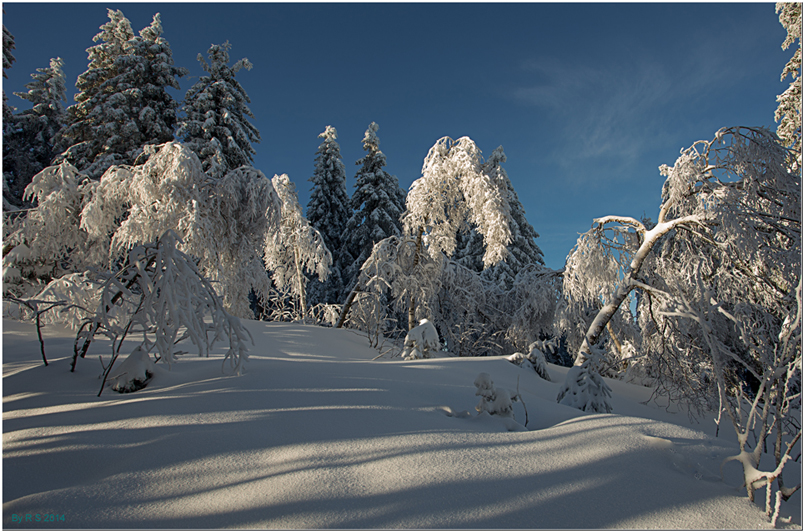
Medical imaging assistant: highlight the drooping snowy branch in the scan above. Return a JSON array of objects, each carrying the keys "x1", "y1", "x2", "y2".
[{"x1": 402, "y1": 136, "x2": 512, "y2": 268}]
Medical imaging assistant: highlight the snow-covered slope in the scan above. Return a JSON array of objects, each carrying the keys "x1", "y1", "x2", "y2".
[{"x1": 2, "y1": 318, "x2": 799, "y2": 528}]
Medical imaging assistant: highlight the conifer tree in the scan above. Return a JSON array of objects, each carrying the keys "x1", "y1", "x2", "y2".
[
  {"x1": 306, "y1": 125, "x2": 351, "y2": 304},
  {"x1": 775, "y1": 1, "x2": 801, "y2": 169},
  {"x1": 2, "y1": 21, "x2": 17, "y2": 209},
  {"x1": 3, "y1": 21, "x2": 16, "y2": 122},
  {"x1": 177, "y1": 42, "x2": 259, "y2": 178},
  {"x1": 344, "y1": 122, "x2": 406, "y2": 291},
  {"x1": 3, "y1": 57, "x2": 67, "y2": 207},
  {"x1": 55, "y1": 10, "x2": 187, "y2": 179}
]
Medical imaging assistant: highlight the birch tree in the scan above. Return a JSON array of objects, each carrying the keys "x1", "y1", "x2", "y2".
[
  {"x1": 400, "y1": 136, "x2": 512, "y2": 330},
  {"x1": 556, "y1": 125, "x2": 800, "y2": 520},
  {"x1": 266, "y1": 173, "x2": 332, "y2": 321}
]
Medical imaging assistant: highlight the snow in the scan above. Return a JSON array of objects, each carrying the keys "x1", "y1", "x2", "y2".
[{"x1": 3, "y1": 316, "x2": 800, "y2": 529}]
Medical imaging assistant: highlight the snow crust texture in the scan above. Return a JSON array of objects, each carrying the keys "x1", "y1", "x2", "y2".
[{"x1": 3, "y1": 318, "x2": 798, "y2": 529}]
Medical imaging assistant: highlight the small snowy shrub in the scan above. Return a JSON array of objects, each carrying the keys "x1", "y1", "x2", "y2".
[
  {"x1": 507, "y1": 352, "x2": 533, "y2": 370},
  {"x1": 73, "y1": 230, "x2": 253, "y2": 381},
  {"x1": 106, "y1": 345, "x2": 154, "y2": 393},
  {"x1": 556, "y1": 357, "x2": 613, "y2": 414},
  {"x1": 401, "y1": 318, "x2": 441, "y2": 360},
  {"x1": 474, "y1": 372, "x2": 515, "y2": 418}
]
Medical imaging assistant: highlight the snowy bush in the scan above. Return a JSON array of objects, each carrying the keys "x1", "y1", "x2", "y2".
[
  {"x1": 105, "y1": 345, "x2": 154, "y2": 393},
  {"x1": 473, "y1": 373, "x2": 528, "y2": 429},
  {"x1": 76, "y1": 230, "x2": 253, "y2": 385},
  {"x1": 401, "y1": 319, "x2": 441, "y2": 360},
  {"x1": 555, "y1": 352, "x2": 613, "y2": 414}
]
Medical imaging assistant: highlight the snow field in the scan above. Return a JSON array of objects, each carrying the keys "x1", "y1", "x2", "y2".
[{"x1": 2, "y1": 317, "x2": 799, "y2": 528}]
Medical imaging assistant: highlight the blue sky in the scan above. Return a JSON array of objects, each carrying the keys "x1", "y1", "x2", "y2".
[{"x1": 2, "y1": 2, "x2": 791, "y2": 270}]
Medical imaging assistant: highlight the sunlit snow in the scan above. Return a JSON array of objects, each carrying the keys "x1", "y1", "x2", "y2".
[{"x1": 3, "y1": 317, "x2": 800, "y2": 529}]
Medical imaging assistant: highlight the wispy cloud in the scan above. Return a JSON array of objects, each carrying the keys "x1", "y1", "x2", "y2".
[{"x1": 511, "y1": 28, "x2": 758, "y2": 187}]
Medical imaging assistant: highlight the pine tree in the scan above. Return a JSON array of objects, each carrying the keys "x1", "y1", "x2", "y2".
[
  {"x1": 456, "y1": 147, "x2": 544, "y2": 290},
  {"x1": 55, "y1": 11, "x2": 186, "y2": 179},
  {"x1": 177, "y1": 42, "x2": 259, "y2": 179},
  {"x1": 775, "y1": 1, "x2": 801, "y2": 169},
  {"x1": 344, "y1": 122, "x2": 406, "y2": 291},
  {"x1": 3, "y1": 21, "x2": 16, "y2": 121},
  {"x1": 306, "y1": 125, "x2": 351, "y2": 304},
  {"x1": 3, "y1": 21, "x2": 17, "y2": 210},
  {"x1": 3, "y1": 57, "x2": 67, "y2": 207}
]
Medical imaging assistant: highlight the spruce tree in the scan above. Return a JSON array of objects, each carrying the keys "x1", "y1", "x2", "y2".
[
  {"x1": 55, "y1": 10, "x2": 186, "y2": 179},
  {"x1": 177, "y1": 42, "x2": 259, "y2": 178},
  {"x1": 3, "y1": 57, "x2": 67, "y2": 207},
  {"x1": 306, "y1": 125, "x2": 351, "y2": 304},
  {"x1": 3, "y1": 21, "x2": 16, "y2": 121},
  {"x1": 455, "y1": 146, "x2": 544, "y2": 290},
  {"x1": 344, "y1": 122, "x2": 406, "y2": 290},
  {"x1": 2, "y1": 21, "x2": 17, "y2": 209}
]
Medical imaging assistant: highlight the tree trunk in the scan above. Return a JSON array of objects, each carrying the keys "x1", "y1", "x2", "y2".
[
  {"x1": 575, "y1": 214, "x2": 701, "y2": 366},
  {"x1": 408, "y1": 226, "x2": 425, "y2": 331},
  {"x1": 293, "y1": 243, "x2": 307, "y2": 320},
  {"x1": 335, "y1": 284, "x2": 361, "y2": 328}
]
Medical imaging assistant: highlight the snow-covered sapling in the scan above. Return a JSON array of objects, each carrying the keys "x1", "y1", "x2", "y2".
[
  {"x1": 556, "y1": 352, "x2": 612, "y2": 414},
  {"x1": 473, "y1": 373, "x2": 528, "y2": 427},
  {"x1": 104, "y1": 344, "x2": 154, "y2": 393},
  {"x1": 401, "y1": 318, "x2": 441, "y2": 360}
]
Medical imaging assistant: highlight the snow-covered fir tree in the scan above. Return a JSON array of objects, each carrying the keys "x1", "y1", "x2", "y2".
[
  {"x1": 3, "y1": 21, "x2": 17, "y2": 211},
  {"x1": 177, "y1": 42, "x2": 259, "y2": 179},
  {"x1": 775, "y1": 1, "x2": 801, "y2": 169},
  {"x1": 344, "y1": 122, "x2": 406, "y2": 292},
  {"x1": 54, "y1": 10, "x2": 187, "y2": 179},
  {"x1": 306, "y1": 125, "x2": 351, "y2": 305},
  {"x1": 2, "y1": 22, "x2": 16, "y2": 122},
  {"x1": 455, "y1": 146, "x2": 544, "y2": 290},
  {"x1": 342, "y1": 136, "x2": 515, "y2": 333},
  {"x1": 3, "y1": 57, "x2": 67, "y2": 207}
]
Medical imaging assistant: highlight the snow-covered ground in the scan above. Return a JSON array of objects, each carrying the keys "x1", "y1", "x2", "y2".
[{"x1": 3, "y1": 317, "x2": 800, "y2": 529}]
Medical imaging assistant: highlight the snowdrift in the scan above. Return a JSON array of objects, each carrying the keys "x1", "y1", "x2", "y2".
[{"x1": 3, "y1": 317, "x2": 800, "y2": 529}]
